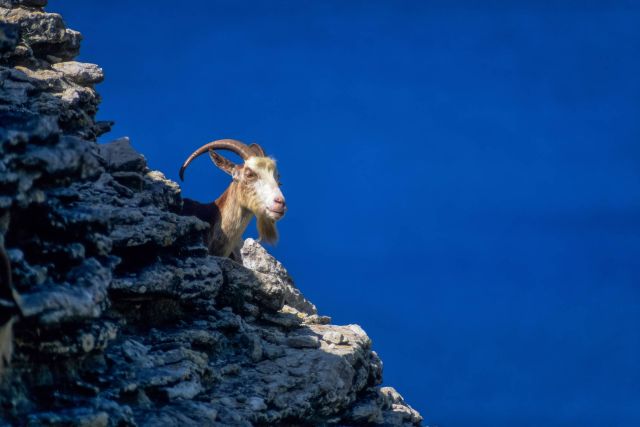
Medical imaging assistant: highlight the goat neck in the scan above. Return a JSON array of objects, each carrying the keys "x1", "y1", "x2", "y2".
[{"x1": 210, "y1": 182, "x2": 253, "y2": 257}]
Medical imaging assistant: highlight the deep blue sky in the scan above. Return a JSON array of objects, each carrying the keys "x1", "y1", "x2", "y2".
[{"x1": 55, "y1": 1, "x2": 640, "y2": 425}]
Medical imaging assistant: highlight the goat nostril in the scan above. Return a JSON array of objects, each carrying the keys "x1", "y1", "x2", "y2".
[{"x1": 274, "y1": 196, "x2": 285, "y2": 206}]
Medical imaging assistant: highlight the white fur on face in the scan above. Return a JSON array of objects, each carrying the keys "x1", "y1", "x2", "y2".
[{"x1": 245, "y1": 157, "x2": 285, "y2": 220}]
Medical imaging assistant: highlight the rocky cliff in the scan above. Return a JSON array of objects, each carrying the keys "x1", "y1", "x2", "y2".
[{"x1": 0, "y1": 2, "x2": 423, "y2": 426}]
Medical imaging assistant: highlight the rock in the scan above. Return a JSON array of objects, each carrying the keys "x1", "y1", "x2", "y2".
[
  {"x1": 0, "y1": 7, "x2": 103, "y2": 140},
  {"x1": 217, "y1": 257, "x2": 285, "y2": 313},
  {"x1": 111, "y1": 171, "x2": 145, "y2": 191},
  {"x1": 52, "y1": 61, "x2": 104, "y2": 85},
  {"x1": 19, "y1": 258, "x2": 111, "y2": 324},
  {"x1": 22, "y1": 0, "x2": 48, "y2": 7},
  {"x1": 27, "y1": 409, "x2": 109, "y2": 427},
  {"x1": 286, "y1": 333, "x2": 320, "y2": 349},
  {"x1": 323, "y1": 330, "x2": 348, "y2": 345},
  {"x1": 97, "y1": 137, "x2": 147, "y2": 173},
  {"x1": 0, "y1": 0, "x2": 48, "y2": 7},
  {"x1": 163, "y1": 379, "x2": 203, "y2": 401},
  {"x1": 0, "y1": 2, "x2": 423, "y2": 426},
  {"x1": 0, "y1": 23, "x2": 19, "y2": 54},
  {"x1": 109, "y1": 256, "x2": 223, "y2": 300},
  {"x1": 247, "y1": 396, "x2": 267, "y2": 411},
  {"x1": 139, "y1": 401, "x2": 217, "y2": 427},
  {"x1": 241, "y1": 238, "x2": 317, "y2": 315},
  {"x1": 2, "y1": 8, "x2": 81, "y2": 60},
  {"x1": 348, "y1": 398, "x2": 384, "y2": 424},
  {"x1": 381, "y1": 386, "x2": 407, "y2": 405},
  {"x1": 380, "y1": 387, "x2": 424, "y2": 426},
  {"x1": 261, "y1": 310, "x2": 301, "y2": 328}
]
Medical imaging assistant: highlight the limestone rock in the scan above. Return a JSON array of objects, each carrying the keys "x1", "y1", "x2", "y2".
[
  {"x1": 0, "y1": 2, "x2": 108, "y2": 140},
  {"x1": 2, "y1": 7, "x2": 80, "y2": 60},
  {"x1": 97, "y1": 137, "x2": 147, "y2": 173},
  {"x1": 52, "y1": 61, "x2": 104, "y2": 85},
  {"x1": 241, "y1": 238, "x2": 318, "y2": 315}
]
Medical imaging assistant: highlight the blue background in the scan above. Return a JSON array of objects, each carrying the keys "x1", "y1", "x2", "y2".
[{"x1": 55, "y1": 1, "x2": 640, "y2": 425}]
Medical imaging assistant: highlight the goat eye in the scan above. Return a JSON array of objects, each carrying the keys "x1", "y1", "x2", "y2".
[{"x1": 245, "y1": 168, "x2": 256, "y2": 178}]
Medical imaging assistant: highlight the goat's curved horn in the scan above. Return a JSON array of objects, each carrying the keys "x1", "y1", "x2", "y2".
[
  {"x1": 179, "y1": 139, "x2": 255, "y2": 181},
  {"x1": 249, "y1": 143, "x2": 265, "y2": 157}
]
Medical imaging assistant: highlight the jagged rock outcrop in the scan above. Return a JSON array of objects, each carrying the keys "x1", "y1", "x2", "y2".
[{"x1": 0, "y1": 2, "x2": 423, "y2": 426}]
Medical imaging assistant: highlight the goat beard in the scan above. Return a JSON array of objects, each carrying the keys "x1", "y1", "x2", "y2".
[{"x1": 257, "y1": 216, "x2": 278, "y2": 244}]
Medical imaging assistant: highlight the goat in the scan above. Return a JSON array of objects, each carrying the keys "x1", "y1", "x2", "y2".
[
  {"x1": 0, "y1": 239, "x2": 21, "y2": 378},
  {"x1": 179, "y1": 139, "x2": 286, "y2": 258}
]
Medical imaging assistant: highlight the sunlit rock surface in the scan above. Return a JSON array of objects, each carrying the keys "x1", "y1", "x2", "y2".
[{"x1": 0, "y1": 2, "x2": 422, "y2": 425}]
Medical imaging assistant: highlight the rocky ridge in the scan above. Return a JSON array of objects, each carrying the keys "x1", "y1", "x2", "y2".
[{"x1": 0, "y1": 2, "x2": 423, "y2": 426}]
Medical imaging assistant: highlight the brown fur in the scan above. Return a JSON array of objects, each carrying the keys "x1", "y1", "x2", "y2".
[{"x1": 183, "y1": 183, "x2": 254, "y2": 257}]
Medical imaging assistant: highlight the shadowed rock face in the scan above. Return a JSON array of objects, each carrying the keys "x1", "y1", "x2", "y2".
[{"x1": 0, "y1": 2, "x2": 423, "y2": 426}]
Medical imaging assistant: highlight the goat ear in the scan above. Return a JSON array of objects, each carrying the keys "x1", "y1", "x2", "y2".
[
  {"x1": 208, "y1": 150, "x2": 236, "y2": 175},
  {"x1": 249, "y1": 143, "x2": 265, "y2": 157},
  {"x1": 231, "y1": 167, "x2": 242, "y2": 181}
]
